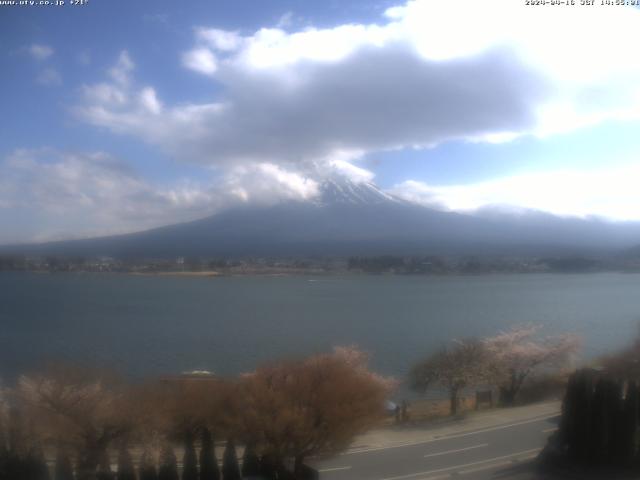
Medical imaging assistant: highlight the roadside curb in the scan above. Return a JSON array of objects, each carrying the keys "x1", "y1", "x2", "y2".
[{"x1": 345, "y1": 401, "x2": 561, "y2": 454}]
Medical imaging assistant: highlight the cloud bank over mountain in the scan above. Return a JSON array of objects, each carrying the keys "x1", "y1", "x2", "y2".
[
  {"x1": 0, "y1": 150, "x2": 320, "y2": 243},
  {"x1": 77, "y1": 0, "x2": 640, "y2": 172},
  {"x1": 389, "y1": 163, "x2": 640, "y2": 222}
]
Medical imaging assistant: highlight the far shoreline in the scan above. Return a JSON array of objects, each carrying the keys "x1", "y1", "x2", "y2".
[
  {"x1": 130, "y1": 270, "x2": 222, "y2": 277},
  {"x1": 4, "y1": 269, "x2": 640, "y2": 278}
]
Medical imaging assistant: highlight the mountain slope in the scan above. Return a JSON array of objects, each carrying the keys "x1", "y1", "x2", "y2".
[{"x1": 5, "y1": 178, "x2": 640, "y2": 258}]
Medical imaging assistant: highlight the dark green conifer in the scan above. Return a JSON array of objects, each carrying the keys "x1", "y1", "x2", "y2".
[
  {"x1": 139, "y1": 451, "x2": 157, "y2": 480},
  {"x1": 0, "y1": 445, "x2": 8, "y2": 480},
  {"x1": 259, "y1": 454, "x2": 277, "y2": 480},
  {"x1": 54, "y1": 448, "x2": 74, "y2": 480},
  {"x1": 27, "y1": 447, "x2": 51, "y2": 480},
  {"x1": 116, "y1": 447, "x2": 136, "y2": 480},
  {"x1": 221, "y1": 440, "x2": 240, "y2": 480},
  {"x1": 5, "y1": 452, "x2": 27, "y2": 480},
  {"x1": 609, "y1": 380, "x2": 626, "y2": 465},
  {"x1": 198, "y1": 428, "x2": 219, "y2": 480},
  {"x1": 182, "y1": 431, "x2": 198, "y2": 480},
  {"x1": 580, "y1": 371, "x2": 595, "y2": 463},
  {"x1": 590, "y1": 377, "x2": 607, "y2": 464},
  {"x1": 623, "y1": 381, "x2": 638, "y2": 464},
  {"x1": 240, "y1": 444, "x2": 260, "y2": 478},
  {"x1": 157, "y1": 445, "x2": 178, "y2": 480},
  {"x1": 562, "y1": 369, "x2": 594, "y2": 463},
  {"x1": 96, "y1": 450, "x2": 114, "y2": 480}
]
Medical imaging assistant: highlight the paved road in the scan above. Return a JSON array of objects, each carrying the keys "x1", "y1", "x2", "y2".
[{"x1": 312, "y1": 409, "x2": 559, "y2": 480}]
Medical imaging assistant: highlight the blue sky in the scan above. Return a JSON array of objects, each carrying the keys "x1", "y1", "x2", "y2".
[{"x1": 2, "y1": 0, "x2": 640, "y2": 243}]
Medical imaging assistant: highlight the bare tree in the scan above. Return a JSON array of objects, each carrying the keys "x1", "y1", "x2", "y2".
[
  {"x1": 15, "y1": 366, "x2": 135, "y2": 480},
  {"x1": 483, "y1": 325, "x2": 581, "y2": 405},
  {"x1": 140, "y1": 376, "x2": 235, "y2": 441},
  {"x1": 410, "y1": 339, "x2": 488, "y2": 415},
  {"x1": 239, "y1": 346, "x2": 394, "y2": 475}
]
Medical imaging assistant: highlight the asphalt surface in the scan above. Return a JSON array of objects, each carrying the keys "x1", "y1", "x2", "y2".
[{"x1": 312, "y1": 413, "x2": 560, "y2": 480}]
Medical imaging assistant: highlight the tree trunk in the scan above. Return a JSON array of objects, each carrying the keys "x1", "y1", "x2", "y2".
[
  {"x1": 499, "y1": 386, "x2": 516, "y2": 406},
  {"x1": 450, "y1": 387, "x2": 459, "y2": 416},
  {"x1": 500, "y1": 371, "x2": 528, "y2": 406}
]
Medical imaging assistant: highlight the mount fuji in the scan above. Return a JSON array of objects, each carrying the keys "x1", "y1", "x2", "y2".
[{"x1": 5, "y1": 177, "x2": 640, "y2": 258}]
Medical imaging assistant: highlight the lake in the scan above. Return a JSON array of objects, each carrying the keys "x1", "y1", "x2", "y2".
[{"x1": 1, "y1": 272, "x2": 640, "y2": 384}]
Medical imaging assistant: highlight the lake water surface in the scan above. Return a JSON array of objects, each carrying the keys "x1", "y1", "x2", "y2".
[{"x1": 1, "y1": 272, "x2": 640, "y2": 382}]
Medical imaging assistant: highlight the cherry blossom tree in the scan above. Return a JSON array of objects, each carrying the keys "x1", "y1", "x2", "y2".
[
  {"x1": 483, "y1": 325, "x2": 580, "y2": 405},
  {"x1": 15, "y1": 366, "x2": 135, "y2": 480},
  {"x1": 410, "y1": 339, "x2": 488, "y2": 415}
]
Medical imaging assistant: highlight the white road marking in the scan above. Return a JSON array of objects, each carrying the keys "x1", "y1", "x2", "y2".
[
  {"x1": 458, "y1": 451, "x2": 539, "y2": 475},
  {"x1": 542, "y1": 427, "x2": 558, "y2": 433},
  {"x1": 319, "y1": 466, "x2": 352, "y2": 473},
  {"x1": 431, "y1": 416, "x2": 557, "y2": 442},
  {"x1": 423, "y1": 443, "x2": 488, "y2": 458},
  {"x1": 345, "y1": 413, "x2": 557, "y2": 455},
  {"x1": 379, "y1": 448, "x2": 541, "y2": 480}
]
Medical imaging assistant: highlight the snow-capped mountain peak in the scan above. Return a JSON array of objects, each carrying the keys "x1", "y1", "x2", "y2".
[{"x1": 317, "y1": 177, "x2": 399, "y2": 206}]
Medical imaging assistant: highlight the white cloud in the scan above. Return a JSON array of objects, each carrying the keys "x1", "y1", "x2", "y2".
[
  {"x1": 139, "y1": 87, "x2": 162, "y2": 114},
  {"x1": 78, "y1": 45, "x2": 543, "y2": 170},
  {"x1": 311, "y1": 150, "x2": 374, "y2": 183},
  {"x1": 81, "y1": 82, "x2": 128, "y2": 106},
  {"x1": 389, "y1": 163, "x2": 640, "y2": 221},
  {"x1": 0, "y1": 149, "x2": 220, "y2": 242},
  {"x1": 224, "y1": 163, "x2": 319, "y2": 204},
  {"x1": 0, "y1": 149, "x2": 322, "y2": 243},
  {"x1": 36, "y1": 67, "x2": 62, "y2": 86},
  {"x1": 236, "y1": 24, "x2": 394, "y2": 69},
  {"x1": 75, "y1": 1, "x2": 640, "y2": 176},
  {"x1": 182, "y1": 47, "x2": 218, "y2": 75},
  {"x1": 108, "y1": 51, "x2": 134, "y2": 86},
  {"x1": 27, "y1": 44, "x2": 53, "y2": 60},
  {"x1": 276, "y1": 11, "x2": 294, "y2": 29},
  {"x1": 196, "y1": 27, "x2": 243, "y2": 52},
  {"x1": 327, "y1": 160, "x2": 374, "y2": 184}
]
